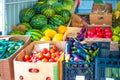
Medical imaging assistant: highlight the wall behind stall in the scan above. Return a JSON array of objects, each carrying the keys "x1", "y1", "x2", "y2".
[{"x1": 76, "y1": 0, "x2": 119, "y2": 14}]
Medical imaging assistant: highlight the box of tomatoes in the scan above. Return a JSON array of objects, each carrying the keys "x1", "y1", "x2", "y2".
[{"x1": 14, "y1": 41, "x2": 66, "y2": 80}]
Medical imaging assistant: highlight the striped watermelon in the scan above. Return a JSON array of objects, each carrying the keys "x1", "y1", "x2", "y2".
[
  {"x1": 49, "y1": 15, "x2": 65, "y2": 26},
  {"x1": 30, "y1": 14, "x2": 47, "y2": 29},
  {"x1": 41, "y1": 24, "x2": 56, "y2": 33},
  {"x1": 52, "y1": 2, "x2": 64, "y2": 14},
  {"x1": 25, "y1": 29, "x2": 43, "y2": 41},
  {"x1": 60, "y1": 9, "x2": 71, "y2": 23},
  {"x1": 33, "y1": 2, "x2": 44, "y2": 14},
  {"x1": 41, "y1": 4, "x2": 55, "y2": 18},
  {"x1": 18, "y1": 22, "x2": 32, "y2": 31},
  {"x1": 19, "y1": 8, "x2": 35, "y2": 22}
]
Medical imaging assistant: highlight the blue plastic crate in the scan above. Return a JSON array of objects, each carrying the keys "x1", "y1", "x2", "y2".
[
  {"x1": 62, "y1": 61, "x2": 94, "y2": 80},
  {"x1": 95, "y1": 58, "x2": 120, "y2": 80},
  {"x1": 97, "y1": 42, "x2": 120, "y2": 58}
]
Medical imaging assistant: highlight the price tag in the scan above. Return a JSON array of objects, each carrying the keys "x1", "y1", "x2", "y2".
[
  {"x1": 106, "y1": 78, "x2": 114, "y2": 80},
  {"x1": 76, "y1": 75, "x2": 85, "y2": 80},
  {"x1": 33, "y1": 43, "x2": 50, "y2": 52},
  {"x1": 110, "y1": 42, "x2": 119, "y2": 51}
]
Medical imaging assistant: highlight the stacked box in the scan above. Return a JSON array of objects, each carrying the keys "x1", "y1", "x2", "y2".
[
  {"x1": 89, "y1": 3, "x2": 112, "y2": 26},
  {"x1": 14, "y1": 41, "x2": 66, "y2": 80},
  {"x1": 0, "y1": 35, "x2": 30, "y2": 80}
]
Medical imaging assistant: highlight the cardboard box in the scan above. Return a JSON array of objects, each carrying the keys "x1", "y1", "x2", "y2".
[
  {"x1": 90, "y1": 3, "x2": 112, "y2": 26},
  {"x1": 63, "y1": 27, "x2": 86, "y2": 41},
  {"x1": 0, "y1": 35, "x2": 30, "y2": 80},
  {"x1": 14, "y1": 41, "x2": 66, "y2": 80},
  {"x1": 92, "y1": 3, "x2": 112, "y2": 13},
  {"x1": 89, "y1": 13, "x2": 112, "y2": 25}
]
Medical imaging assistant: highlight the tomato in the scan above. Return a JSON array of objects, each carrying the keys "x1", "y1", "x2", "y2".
[
  {"x1": 42, "y1": 48, "x2": 48, "y2": 53},
  {"x1": 52, "y1": 45, "x2": 58, "y2": 51},
  {"x1": 43, "y1": 51, "x2": 51, "y2": 59},
  {"x1": 37, "y1": 52, "x2": 44, "y2": 60},
  {"x1": 42, "y1": 58, "x2": 48, "y2": 62},
  {"x1": 48, "y1": 58, "x2": 55, "y2": 62},
  {"x1": 50, "y1": 48, "x2": 56, "y2": 53},
  {"x1": 55, "y1": 51, "x2": 60, "y2": 58},
  {"x1": 51, "y1": 53, "x2": 56, "y2": 59},
  {"x1": 23, "y1": 55, "x2": 30, "y2": 62},
  {"x1": 54, "y1": 57, "x2": 59, "y2": 62}
]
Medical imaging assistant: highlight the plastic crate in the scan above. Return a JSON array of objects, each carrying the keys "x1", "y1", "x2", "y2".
[
  {"x1": 95, "y1": 58, "x2": 120, "y2": 80},
  {"x1": 62, "y1": 61, "x2": 94, "y2": 80},
  {"x1": 97, "y1": 42, "x2": 120, "y2": 58}
]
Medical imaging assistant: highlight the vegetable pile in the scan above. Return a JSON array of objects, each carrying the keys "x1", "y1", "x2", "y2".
[
  {"x1": 0, "y1": 39, "x2": 24, "y2": 59},
  {"x1": 23, "y1": 45, "x2": 63, "y2": 63},
  {"x1": 65, "y1": 37, "x2": 99, "y2": 63}
]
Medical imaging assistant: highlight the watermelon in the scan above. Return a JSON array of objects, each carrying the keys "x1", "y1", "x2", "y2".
[
  {"x1": 41, "y1": 4, "x2": 55, "y2": 18},
  {"x1": 30, "y1": 14, "x2": 47, "y2": 29},
  {"x1": 41, "y1": 24, "x2": 56, "y2": 33},
  {"x1": 33, "y1": 2, "x2": 44, "y2": 14},
  {"x1": 52, "y1": 2, "x2": 64, "y2": 14},
  {"x1": 46, "y1": 0, "x2": 58, "y2": 5},
  {"x1": 19, "y1": 8, "x2": 35, "y2": 22},
  {"x1": 25, "y1": 29, "x2": 43, "y2": 41},
  {"x1": 18, "y1": 22, "x2": 32, "y2": 31},
  {"x1": 9, "y1": 30, "x2": 25, "y2": 35},
  {"x1": 49, "y1": 15, "x2": 65, "y2": 26},
  {"x1": 60, "y1": 9, "x2": 71, "y2": 23},
  {"x1": 38, "y1": 0, "x2": 48, "y2": 4}
]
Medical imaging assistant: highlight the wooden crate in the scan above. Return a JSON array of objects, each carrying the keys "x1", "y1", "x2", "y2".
[
  {"x1": 0, "y1": 35, "x2": 30, "y2": 80},
  {"x1": 14, "y1": 41, "x2": 66, "y2": 80}
]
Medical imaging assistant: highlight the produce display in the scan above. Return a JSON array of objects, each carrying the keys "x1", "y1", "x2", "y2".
[
  {"x1": 9, "y1": 0, "x2": 72, "y2": 42},
  {"x1": 23, "y1": 45, "x2": 63, "y2": 63},
  {"x1": 65, "y1": 38, "x2": 99, "y2": 62},
  {"x1": 0, "y1": 39, "x2": 24, "y2": 59}
]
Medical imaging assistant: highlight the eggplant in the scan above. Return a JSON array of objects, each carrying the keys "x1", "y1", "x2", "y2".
[
  {"x1": 91, "y1": 43, "x2": 98, "y2": 51},
  {"x1": 65, "y1": 41, "x2": 71, "y2": 54}
]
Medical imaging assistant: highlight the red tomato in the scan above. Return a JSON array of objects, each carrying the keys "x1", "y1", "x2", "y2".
[
  {"x1": 51, "y1": 53, "x2": 56, "y2": 59},
  {"x1": 52, "y1": 45, "x2": 58, "y2": 51},
  {"x1": 50, "y1": 48, "x2": 56, "y2": 53},
  {"x1": 43, "y1": 51, "x2": 51, "y2": 59},
  {"x1": 37, "y1": 52, "x2": 44, "y2": 60},
  {"x1": 42, "y1": 48, "x2": 48, "y2": 53},
  {"x1": 23, "y1": 55, "x2": 30, "y2": 62},
  {"x1": 42, "y1": 58, "x2": 48, "y2": 62},
  {"x1": 48, "y1": 58, "x2": 55, "y2": 62},
  {"x1": 54, "y1": 57, "x2": 59, "y2": 62},
  {"x1": 55, "y1": 51, "x2": 60, "y2": 58}
]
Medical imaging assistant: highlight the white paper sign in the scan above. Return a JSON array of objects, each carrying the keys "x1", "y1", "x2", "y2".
[
  {"x1": 106, "y1": 78, "x2": 114, "y2": 80},
  {"x1": 76, "y1": 75, "x2": 85, "y2": 80},
  {"x1": 33, "y1": 43, "x2": 50, "y2": 52}
]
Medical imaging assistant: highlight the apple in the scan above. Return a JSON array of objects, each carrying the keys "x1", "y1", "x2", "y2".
[
  {"x1": 112, "y1": 35, "x2": 120, "y2": 42},
  {"x1": 95, "y1": 26, "x2": 101, "y2": 32},
  {"x1": 104, "y1": 28, "x2": 111, "y2": 32}
]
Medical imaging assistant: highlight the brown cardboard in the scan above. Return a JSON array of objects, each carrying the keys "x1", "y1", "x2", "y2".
[
  {"x1": 14, "y1": 41, "x2": 66, "y2": 80},
  {"x1": 63, "y1": 27, "x2": 86, "y2": 41},
  {"x1": 0, "y1": 35, "x2": 30, "y2": 80},
  {"x1": 89, "y1": 13, "x2": 112, "y2": 25}
]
